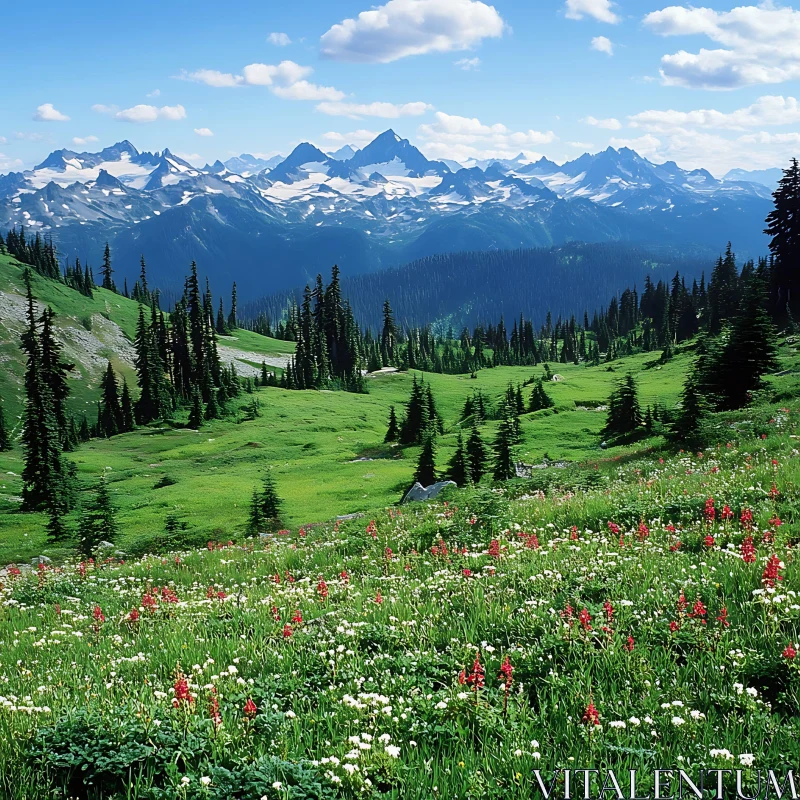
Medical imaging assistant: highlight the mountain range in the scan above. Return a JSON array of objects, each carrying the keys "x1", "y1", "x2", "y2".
[{"x1": 0, "y1": 130, "x2": 777, "y2": 296}]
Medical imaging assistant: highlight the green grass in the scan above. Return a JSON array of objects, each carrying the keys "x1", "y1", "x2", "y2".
[{"x1": 0, "y1": 425, "x2": 798, "y2": 798}]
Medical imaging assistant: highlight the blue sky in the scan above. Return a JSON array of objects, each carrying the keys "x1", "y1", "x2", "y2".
[{"x1": 3, "y1": 0, "x2": 800, "y2": 176}]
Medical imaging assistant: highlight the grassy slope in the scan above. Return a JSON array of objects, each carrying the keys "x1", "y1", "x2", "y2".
[{"x1": 1, "y1": 253, "x2": 797, "y2": 564}]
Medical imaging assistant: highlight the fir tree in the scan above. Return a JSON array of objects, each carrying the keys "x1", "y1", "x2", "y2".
[
  {"x1": 98, "y1": 362, "x2": 123, "y2": 437},
  {"x1": 228, "y1": 282, "x2": 238, "y2": 330},
  {"x1": 466, "y1": 421, "x2": 488, "y2": 484},
  {"x1": 602, "y1": 374, "x2": 643, "y2": 440},
  {"x1": 399, "y1": 376, "x2": 429, "y2": 445},
  {"x1": 248, "y1": 471, "x2": 283, "y2": 532},
  {"x1": 414, "y1": 430, "x2": 437, "y2": 487},
  {"x1": 492, "y1": 406, "x2": 518, "y2": 481},
  {"x1": 100, "y1": 242, "x2": 115, "y2": 292},
  {"x1": 78, "y1": 478, "x2": 118, "y2": 557},
  {"x1": 120, "y1": 379, "x2": 135, "y2": 432},
  {"x1": 445, "y1": 430, "x2": 470, "y2": 486},
  {"x1": 188, "y1": 388, "x2": 204, "y2": 429},
  {"x1": 765, "y1": 158, "x2": 800, "y2": 321},
  {"x1": 670, "y1": 370, "x2": 710, "y2": 446},
  {"x1": 384, "y1": 405, "x2": 399, "y2": 443}
]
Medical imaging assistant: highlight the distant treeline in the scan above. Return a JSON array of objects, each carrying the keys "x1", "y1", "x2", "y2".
[{"x1": 240, "y1": 242, "x2": 710, "y2": 332}]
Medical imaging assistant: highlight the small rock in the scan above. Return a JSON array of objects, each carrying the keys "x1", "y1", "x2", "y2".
[
  {"x1": 31, "y1": 555, "x2": 52, "y2": 566},
  {"x1": 402, "y1": 481, "x2": 457, "y2": 504}
]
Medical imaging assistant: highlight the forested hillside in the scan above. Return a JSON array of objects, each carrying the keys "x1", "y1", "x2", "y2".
[{"x1": 244, "y1": 242, "x2": 710, "y2": 331}]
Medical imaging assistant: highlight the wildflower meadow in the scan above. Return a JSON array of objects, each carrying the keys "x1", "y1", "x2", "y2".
[{"x1": 1, "y1": 419, "x2": 798, "y2": 799}]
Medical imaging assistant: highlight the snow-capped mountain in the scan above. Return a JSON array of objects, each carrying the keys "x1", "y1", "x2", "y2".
[{"x1": 0, "y1": 131, "x2": 773, "y2": 296}]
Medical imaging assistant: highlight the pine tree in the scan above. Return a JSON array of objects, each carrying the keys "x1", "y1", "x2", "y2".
[
  {"x1": 670, "y1": 370, "x2": 710, "y2": 446},
  {"x1": 205, "y1": 388, "x2": 221, "y2": 420},
  {"x1": 414, "y1": 430, "x2": 437, "y2": 487},
  {"x1": 228, "y1": 282, "x2": 238, "y2": 330},
  {"x1": 0, "y1": 402, "x2": 11, "y2": 451},
  {"x1": 466, "y1": 422, "x2": 488, "y2": 484},
  {"x1": 188, "y1": 387, "x2": 204, "y2": 428},
  {"x1": 20, "y1": 270, "x2": 66, "y2": 511},
  {"x1": 100, "y1": 242, "x2": 115, "y2": 292},
  {"x1": 765, "y1": 158, "x2": 800, "y2": 321},
  {"x1": 98, "y1": 362, "x2": 123, "y2": 437},
  {"x1": 708, "y1": 270, "x2": 780, "y2": 410},
  {"x1": 120, "y1": 379, "x2": 135, "y2": 432},
  {"x1": 602, "y1": 374, "x2": 643, "y2": 440},
  {"x1": 445, "y1": 430, "x2": 470, "y2": 486},
  {"x1": 248, "y1": 471, "x2": 283, "y2": 533},
  {"x1": 384, "y1": 405, "x2": 399, "y2": 442},
  {"x1": 39, "y1": 306, "x2": 73, "y2": 446},
  {"x1": 399, "y1": 376, "x2": 429, "y2": 445},
  {"x1": 78, "y1": 478, "x2": 118, "y2": 557},
  {"x1": 492, "y1": 406, "x2": 517, "y2": 481}
]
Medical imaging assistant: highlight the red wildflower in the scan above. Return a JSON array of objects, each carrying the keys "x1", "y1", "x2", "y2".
[
  {"x1": 317, "y1": 578, "x2": 329, "y2": 602},
  {"x1": 740, "y1": 508, "x2": 754, "y2": 531},
  {"x1": 570, "y1": 526, "x2": 579, "y2": 541},
  {"x1": 271, "y1": 605, "x2": 280, "y2": 622},
  {"x1": 669, "y1": 620, "x2": 679, "y2": 634},
  {"x1": 462, "y1": 568, "x2": 472, "y2": 577},
  {"x1": 93, "y1": 605, "x2": 105, "y2": 624},
  {"x1": 769, "y1": 515, "x2": 782, "y2": 529},
  {"x1": 499, "y1": 655, "x2": 513, "y2": 687},
  {"x1": 142, "y1": 592, "x2": 158, "y2": 613},
  {"x1": 466, "y1": 652, "x2": 485, "y2": 690},
  {"x1": 716, "y1": 607, "x2": 729, "y2": 627},
  {"x1": 173, "y1": 674, "x2": 194, "y2": 707},
  {"x1": 721, "y1": 505, "x2": 733, "y2": 521},
  {"x1": 244, "y1": 697, "x2": 257, "y2": 719},
  {"x1": 770, "y1": 484, "x2": 780, "y2": 500},
  {"x1": 637, "y1": 521, "x2": 650, "y2": 541},
  {"x1": 525, "y1": 533, "x2": 540, "y2": 549},
  {"x1": 741, "y1": 536, "x2": 756, "y2": 563},
  {"x1": 206, "y1": 586, "x2": 215, "y2": 599},
  {"x1": 762, "y1": 554, "x2": 784, "y2": 588},
  {"x1": 669, "y1": 541, "x2": 682, "y2": 552},
  {"x1": 689, "y1": 598, "x2": 707, "y2": 624},
  {"x1": 487, "y1": 539, "x2": 501, "y2": 558},
  {"x1": 677, "y1": 590, "x2": 687, "y2": 614},
  {"x1": 704, "y1": 534, "x2": 715, "y2": 548},
  {"x1": 367, "y1": 520, "x2": 378, "y2": 538},
  {"x1": 579, "y1": 608, "x2": 592, "y2": 631},
  {"x1": 128, "y1": 608, "x2": 140, "y2": 623},
  {"x1": 340, "y1": 570, "x2": 349, "y2": 584},
  {"x1": 783, "y1": 644, "x2": 797, "y2": 661},
  {"x1": 602, "y1": 600, "x2": 614, "y2": 622},
  {"x1": 582, "y1": 701, "x2": 601, "y2": 726},
  {"x1": 291, "y1": 609, "x2": 303, "y2": 625},
  {"x1": 374, "y1": 590, "x2": 383, "y2": 605},
  {"x1": 704, "y1": 497, "x2": 716, "y2": 526},
  {"x1": 385, "y1": 547, "x2": 393, "y2": 561},
  {"x1": 625, "y1": 636, "x2": 635, "y2": 652},
  {"x1": 607, "y1": 521, "x2": 620, "y2": 535},
  {"x1": 282, "y1": 624, "x2": 293, "y2": 638}
]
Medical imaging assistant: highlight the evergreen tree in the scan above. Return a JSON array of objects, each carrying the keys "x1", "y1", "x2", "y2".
[
  {"x1": 228, "y1": 282, "x2": 238, "y2": 329},
  {"x1": 414, "y1": 430, "x2": 437, "y2": 487},
  {"x1": 188, "y1": 387, "x2": 204, "y2": 428},
  {"x1": 20, "y1": 270, "x2": 66, "y2": 511},
  {"x1": 765, "y1": 158, "x2": 800, "y2": 321},
  {"x1": 248, "y1": 471, "x2": 283, "y2": 532},
  {"x1": 708, "y1": 270, "x2": 780, "y2": 409},
  {"x1": 466, "y1": 422, "x2": 488, "y2": 484},
  {"x1": 0, "y1": 402, "x2": 11, "y2": 451},
  {"x1": 384, "y1": 405, "x2": 399, "y2": 443},
  {"x1": 39, "y1": 306, "x2": 73, "y2": 446},
  {"x1": 492, "y1": 406, "x2": 518, "y2": 481},
  {"x1": 120, "y1": 379, "x2": 135, "y2": 432},
  {"x1": 601, "y1": 374, "x2": 643, "y2": 440},
  {"x1": 670, "y1": 370, "x2": 710, "y2": 446},
  {"x1": 100, "y1": 242, "x2": 115, "y2": 292},
  {"x1": 78, "y1": 478, "x2": 118, "y2": 557},
  {"x1": 445, "y1": 430, "x2": 470, "y2": 486},
  {"x1": 399, "y1": 376, "x2": 429, "y2": 445},
  {"x1": 98, "y1": 362, "x2": 123, "y2": 437}
]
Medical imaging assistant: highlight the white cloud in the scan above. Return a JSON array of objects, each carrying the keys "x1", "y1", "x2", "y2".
[
  {"x1": 608, "y1": 134, "x2": 662, "y2": 159},
  {"x1": 417, "y1": 111, "x2": 556, "y2": 161},
  {"x1": 241, "y1": 61, "x2": 312, "y2": 86},
  {"x1": 72, "y1": 135, "x2": 99, "y2": 146},
  {"x1": 582, "y1": 115, "x2": 622, "y2": 130},
  {"x1": 0, "y1": 137, "x2": 7, "y2": 145},
  {"x1": 322, "y1": 129, "x2": 381, "y2": 148},
  {"x1": 0, "y1": 153, "x2": 24, "y2": 172},
  {"x1": 268, "y1": 32, "x2": 292, "y2": 46},
  {"x1": 147, "y1": 89, "x2": 161, "y2": 98},
  {"x1": 271, "y1": 80, "x2": 345, "y2": 101},
  {"x1": 591, "y1": 36, "x2": 614, "y2": 55},
  {"x1": 194, "y1": 127, "x2": 214, "y2": 137},
  {"x1": 183, "y1": 61, "x2": 343, "y2": 103},
  {"x1": 644, "y1": 4, "x2": 800, "y2": 88},
  {"x1": 320, "y1": 0, "x2": 505, "y2": 63},
  {"x1": 316, "y1": 100, "x2": 433, "y2": 118},
  {"x1": 95, "y1": 103, "x2": 187, "y2": 123},
  {"x1": 174, "y1": 151, "x2": 203, "y2": 165},
  {"x1": 15, "y1": 132, "x2": 48, "y2": 142},
  {"x1": 564, "y1": 0, "x2": 619, "y2": 24},
  {"x1": 33, "y1": 103, "x2": 69, "y2": 122},
  {"x1": 454, "y1": 57, "x2": 481, "y2": 70},
  {"x1": 184, "y1": 68, "x2": 245, "y2": 88},
  {"x1": 629, "y1": 95, "x2": 800, "y2": 133}
]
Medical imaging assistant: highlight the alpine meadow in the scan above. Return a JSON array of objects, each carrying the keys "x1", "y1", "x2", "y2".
[{"x1": 2, "y1": 2, "x2": 800, "y2": 799}]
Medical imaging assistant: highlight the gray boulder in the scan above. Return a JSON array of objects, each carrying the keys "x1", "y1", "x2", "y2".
[
  {"x1": 402, "y1": 481, "x2": 457, "y2": 504},
  {"x1": 31, "y1": 555, "x2": 52, "y2": 566}
]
